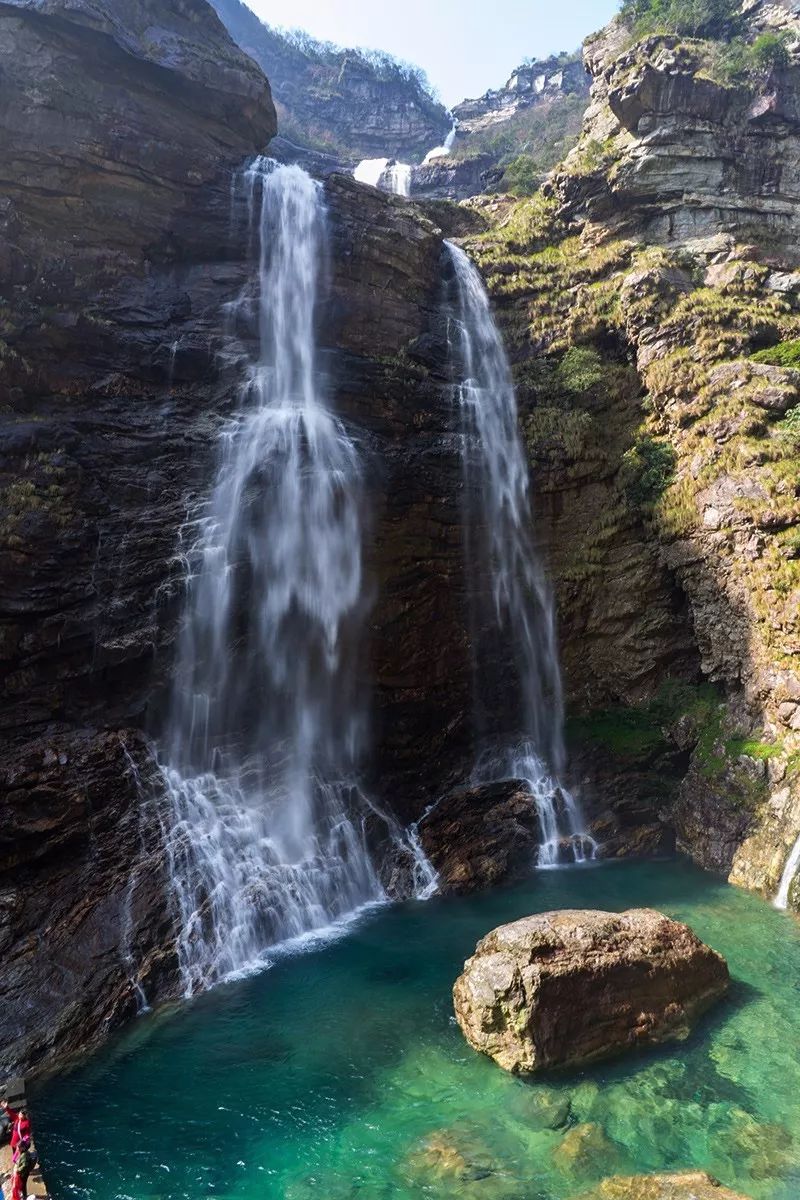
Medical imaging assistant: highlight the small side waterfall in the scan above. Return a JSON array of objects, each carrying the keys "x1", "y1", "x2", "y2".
[
  {"x1": 160, "y1": 160, "x2": 386, "y2": 995},
  {"x1": 775, "y1": 832, "x2": 800, "y2": 909},
  {"x1": 387, "y1": 161, "x2": 411, "y2": 197},
  {"x1": 423, "y1": 123, "x2": 457, "y2": 164},
  {"x1": 445, "y1": 241, "x2": 595, "y2": 867}
]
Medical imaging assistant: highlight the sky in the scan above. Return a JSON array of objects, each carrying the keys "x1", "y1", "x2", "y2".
[{"x1": 244, "y1": 0, "x2": 621, "y2": 107}]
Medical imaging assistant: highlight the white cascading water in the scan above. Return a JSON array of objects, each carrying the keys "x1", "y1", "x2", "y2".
[
  {"x1": 387, "y1": 161, "x2": 412, "y2": 197},
  {"x1": 775, "y1": 832, "x2": 800, "y2": 909},
  {"x1": 353, "y1": 157, "x2": 412, "y2": 196},
  {"x1": 353, "y1": 157, "x2": 390, "y2": 188},
  {"x1": 423, "y1": 123, "x2": 457, "y2": 164},
  {"x1": 445, "y1": 241, "x2": 595, "y2": 867},
  {"x1": 160, "y1": 160, "x2": 387, "y2": 995}
]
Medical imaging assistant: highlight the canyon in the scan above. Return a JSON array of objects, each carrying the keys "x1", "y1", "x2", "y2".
[{"x1": 0, "y1": 0, "x2": 799, "y2": 1128}]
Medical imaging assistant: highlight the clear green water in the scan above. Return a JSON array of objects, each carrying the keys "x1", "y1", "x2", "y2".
[{"x1": 34, "y1": 859, "x2": 800, "y2": 1199}]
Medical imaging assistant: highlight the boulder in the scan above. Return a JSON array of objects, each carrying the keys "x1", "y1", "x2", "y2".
[
  {"x1": 453, "y1": 908, "x2": 728, "y2": 1074},
  {"x1": 574, "y1": 1171, "x2": 753, "y2": 1200},
  {"x1": 417, "y1": 780, "x2": 543, "y2": 895}
]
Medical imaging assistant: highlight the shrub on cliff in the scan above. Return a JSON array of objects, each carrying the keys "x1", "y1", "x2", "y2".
[
  {"x1": 620, "y1": 0, "x2": 739, "y2": 39},
  {"x1": 752, "y1": 30, "x2": 791, "y2": 71},
  {"x1": 620, "y1": 436, "x2": 675, "y2": 509},
  {"x1": 502, "y1": 154, "x2": 541, "y2": 195}
]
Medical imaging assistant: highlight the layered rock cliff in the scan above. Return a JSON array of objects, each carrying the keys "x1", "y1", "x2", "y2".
[
  {"x1": 413, "y1": 55, "x2": 591, "y2": 201},
  {"x1": 207, "y1": 0, "x2": 450, "y2": 162},
  {"x1": 0, "y1": 0, "x2": 475, "y2": 1077},
  {"x1": 461, "y1": 0, "x2": 800, "y2": 900}
]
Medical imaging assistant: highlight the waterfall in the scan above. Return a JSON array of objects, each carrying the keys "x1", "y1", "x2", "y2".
[
  {"x1": 353, "y1": 157, "x2": 411, "y2": 196},
  {"x1": 387, "y1": 161, "x2": 411, "y2": 197},
  {"x1": 423, "y1": 123, "x2": 457, "y2": 164},
  {"x1": 775, "y1": 832, "x2": 800, "y2": 909},
  {"x1": 354, "y1": 158, "x2": 390, "y2": 188},
  {"x1": 445, "y1": 241, "x2": 595, "y2": 867},
  {"x1": 160, "y1": 160, "x2": 386, "y2": 995}
]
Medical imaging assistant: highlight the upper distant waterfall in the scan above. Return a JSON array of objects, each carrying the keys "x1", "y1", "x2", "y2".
[
  {"x1": 423, "y1": 123, "x2": 457, "y2": 164},
  {"x1": 353, "y1": 157, "x2": 412, "y2": 196},
  {"x1": 160, "y1": 160, "x2": 385, "y2": 994},
  {"x1": 445, "y1": 241, "x2": 594, "y2": 867}
]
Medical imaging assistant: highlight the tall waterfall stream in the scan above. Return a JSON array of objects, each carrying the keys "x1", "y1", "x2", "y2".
[
  {"x1": 445, "y1": 242, "x2": 595, "y2": 866},
  {"x1": 160, "y1": 161, "x2": 388, "y2": 995}
]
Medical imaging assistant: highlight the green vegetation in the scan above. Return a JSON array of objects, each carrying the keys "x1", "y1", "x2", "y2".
[
  {"x1": 556, "y1": 346, "x2": 611, "y2": 395},
  {"x1": 713, "y1": 30, "x2": 792, "y2": 84},
  {"x1": 752, "y1": 30, "x2": 791, "y2": 71},
  {"x1": 751, "y1": 339, "x2": 800, "y2": 367},
  {"x1": 567, "y1": 681, "x2": 722, "y2": 762},
  {"x1": 620, "y1": 436, "x2": 676, "y2": 509},
  {"x1": 620, "y1": 0, "x2": 739, "y2": 38},
  {"x1": 569, "y1": 682, "x2": 780, "y2": 815},
  {"x1": 501, "y1": 155, "x2": 540, "y2": 197},
  {"x1": 452, "y1": 93, "x2": 588, "y2": 185}
]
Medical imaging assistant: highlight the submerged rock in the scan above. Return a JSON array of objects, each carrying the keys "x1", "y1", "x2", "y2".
[
  {"x1": 574, "y1": 1171, "x2": 753, "y2": 1199},
  {"x1": 453, "y1": 908, "x2": 729, "y2": 1074},
  {"x1": 553, "y1": 1121, "x2": 622, "y2": 1175}
]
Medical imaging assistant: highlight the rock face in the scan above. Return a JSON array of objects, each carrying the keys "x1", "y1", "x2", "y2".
[
  {"x1": 453, "y1": 909, "x2": 729, "y2": 1074},
  {"x1": 416, "y1": 781, "x2": 544, "y2": 895},
  {"x1": 563, "y1": 9, "x2": 800, "y2": 250},
  {"x1": 411, "y1": 155, "x2": 503, "y2": 202},
  {"x1": 454, "y1": 55, "x2": 589, "y2": 137},
  {"x1": 0, "y1": 0, "x2": 277, "y2": 1076},
  {"x1": 576, "y1": 1173, "x2": 753, "y2": 1200},
  {"x1": 208, "y1": 0, "x2": 449, "y2": 161},
  {"x1": 0, "y1": 0, "x2": 481, "y2": 1077},
  {"x1": 464, "y1": 0, "x2": 800, "y2": 900}
]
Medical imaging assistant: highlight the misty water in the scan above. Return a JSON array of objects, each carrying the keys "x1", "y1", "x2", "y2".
[{"x1": 34, "y1": 858, "x2": 800, "y2": 1200}]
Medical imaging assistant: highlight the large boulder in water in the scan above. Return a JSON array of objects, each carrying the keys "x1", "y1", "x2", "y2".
[
  {"x1": 574, "y1": 1172, "x2": 753, "y2": 1199},
  {"x1": 453, "y1": 908, "x2": 728, "y2": 1074}
]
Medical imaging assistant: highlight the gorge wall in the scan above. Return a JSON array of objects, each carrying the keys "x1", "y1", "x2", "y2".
[
  {"x1": 5, "y1": 0, "x2": 800, "y2": 1083},
  {"x1": 0, "y1": 0, "x2": 474, "y2": 1075},
  {"x1": 461, "y1": 0, "x2": 800, "y2": 895},
  {"x1": 207, "y1": 0, "x2": 450, "y2": 162}
]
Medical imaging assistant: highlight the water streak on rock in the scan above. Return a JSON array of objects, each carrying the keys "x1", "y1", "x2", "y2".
[{"x1": 445, "y1": 241, "x2": 595, "y2": 866}]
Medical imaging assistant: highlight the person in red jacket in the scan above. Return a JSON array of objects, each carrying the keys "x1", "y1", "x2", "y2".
[
  {"x1": 9, "y1": 1109, "x2": 30, "y2": 1153},
  {"x1": 0, "y1": 1102, "x2": 31, "y2": 1154}
]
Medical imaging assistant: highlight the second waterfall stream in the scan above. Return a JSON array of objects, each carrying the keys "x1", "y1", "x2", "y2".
[{"x1": 445, "y1": 241, "x2": 595, "y2": 866}]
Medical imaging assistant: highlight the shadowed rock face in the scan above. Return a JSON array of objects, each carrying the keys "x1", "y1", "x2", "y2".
[
  {"x1": 453, "y1": 908, "x2": 729, "y2": 1075},
  {"x1": 0, "y1": 0, "x2": 483, "y2": 1077},
  {"x1": 417, "y1": 781, "x2": 544, "y2": 895}
]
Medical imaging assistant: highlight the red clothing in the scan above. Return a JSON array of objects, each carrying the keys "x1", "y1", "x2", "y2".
[
  {"x1": 9, "y1": 1115, "x2": 30, "y2": 1152},
  {"x1": 10, "y1": 1145, "x2": 30, "y2": 1200}
]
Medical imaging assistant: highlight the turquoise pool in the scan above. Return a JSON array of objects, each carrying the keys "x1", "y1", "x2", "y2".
[{"x1": 33, "y1": 858, "x2": 800, "y2": 1199}]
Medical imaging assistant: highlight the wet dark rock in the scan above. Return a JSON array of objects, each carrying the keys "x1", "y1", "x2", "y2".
[
  {"x1": 0, "y1": 0, "x2": 479, "y2": 1077},
  {"x1": 417, "y1": 780, "x2": 545, "y2": 895},
  {"x1": 0, "y1": 730, "x2": 177, "y2": 1078}
]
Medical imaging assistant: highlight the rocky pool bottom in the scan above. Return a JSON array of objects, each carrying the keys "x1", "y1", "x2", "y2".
[{"x1": 33, "y1": 859, "x2": 800, "y2": 1200}]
